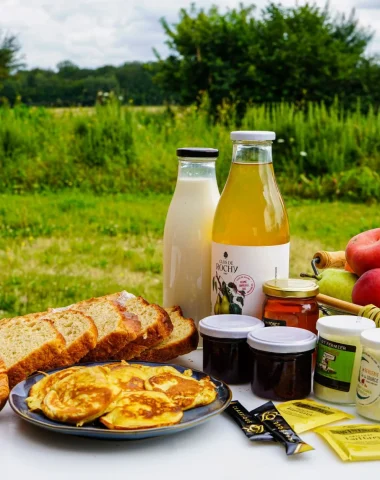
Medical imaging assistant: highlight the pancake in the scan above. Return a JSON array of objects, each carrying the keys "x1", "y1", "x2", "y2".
[
  {"x1": 41, "y1": 366, "x2": 117, "y2": 426},
  {"x1": 100, "y1": 391, "x2": 183, "y2": 430},
  {"x1": 132, "y1": 364, "x2": 193, "y2": 378},
  {"x1": 27, "y1": 366, "x2": 84, "y2": 412},
  {"x1": 107, "y1": 365, "x2": 148, "y2": 392},
  {"x1": 145, "y1": 372, "x2": 217, "y2": 410}
]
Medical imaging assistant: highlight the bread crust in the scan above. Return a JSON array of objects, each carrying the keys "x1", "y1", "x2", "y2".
[
  {"x1": 0, "y1": 356, "x2": 9, "y2": 411},
  {"x1": 73, "y1": 299, "x2": 141, "y2": 362},
  {"x1": 111, "y1": 298, "x2": 173, "y2": 361},
  {"x1": 136, "y1": 307, "x2": 199, "y2": 362},
  {"x1": 4, "y1": 319, "x2": 67, "y2": 388}
]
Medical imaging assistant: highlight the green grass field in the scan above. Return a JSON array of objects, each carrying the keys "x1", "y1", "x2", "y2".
[{"x1": 0, "y1": 192, "x2": 379, "y2": 318}]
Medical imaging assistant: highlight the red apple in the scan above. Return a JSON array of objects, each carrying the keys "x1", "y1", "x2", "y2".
[
  {"x1": 346, "y1": 228, "x2": 380, "y2": 276},
  {"x1": 352, "y1": 268, "x2": 380, "y2": 307}
]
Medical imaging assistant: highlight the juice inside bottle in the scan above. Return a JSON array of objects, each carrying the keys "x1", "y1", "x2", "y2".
[
  {"x1": 213, "y1": 162, "x2": 289, "y2": 245},
  {"x1": 211, "y1": 132, "x2": 290, "y2": 319}
]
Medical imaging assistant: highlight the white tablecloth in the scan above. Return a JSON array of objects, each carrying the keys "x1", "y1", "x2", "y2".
[{"x1": 1, "y1": 350, "x2": 377, "y2": 479}]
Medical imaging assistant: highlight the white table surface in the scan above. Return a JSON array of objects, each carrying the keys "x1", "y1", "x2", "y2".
[{"x1": 1, "y1": 349, "x2": 377, "y2": 479}]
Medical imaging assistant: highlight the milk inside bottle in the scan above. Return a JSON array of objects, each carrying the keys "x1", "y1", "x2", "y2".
[
  {"x1": 164, "y1": 148, "x2": 220, "y2": 328},
  {"x1": 212, "y1": 131, "x2": 290, "y2": 319}
]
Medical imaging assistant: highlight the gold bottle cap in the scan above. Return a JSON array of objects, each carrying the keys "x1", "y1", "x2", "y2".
[{"x1": 263, "y1": 279, "x2": 319, "y2": 298}]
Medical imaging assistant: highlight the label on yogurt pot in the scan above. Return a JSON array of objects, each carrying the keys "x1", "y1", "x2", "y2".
[
  {"x1": 314, "y1": 337, "x2": 356, "y2": 392},
  {"x1": 357, "y1": 352, "x2": 380, "y2": 405}
]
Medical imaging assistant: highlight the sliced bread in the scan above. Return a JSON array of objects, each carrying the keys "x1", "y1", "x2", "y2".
[
  {"x1": 0, "y1": 356, "x2": 9, "y2": 411},
  {"x1": 41, "y1": 310, "x2": 98, "y2": 365},
  {"x1": 136, "y1": 306, "x2": 199, "y2": 362},
  {"x1": 71, "y1": 299, "x2": 141, "y2": 362},
  {"x1": 110, "y1": 295, "x2": 173, "y2": 360},
  {"x1": 0, "y1": 315, "x2": 66, "y2": 388}
]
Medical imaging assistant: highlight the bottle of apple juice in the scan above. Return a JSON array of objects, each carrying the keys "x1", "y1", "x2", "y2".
[{"x1": 211, "y1": 131, "x2": 290, "y2": 319}]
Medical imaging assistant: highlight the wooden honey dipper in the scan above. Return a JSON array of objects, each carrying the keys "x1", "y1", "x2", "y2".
[{"x1": 312, "y1": 250, "x2": 346, "y2": 269}]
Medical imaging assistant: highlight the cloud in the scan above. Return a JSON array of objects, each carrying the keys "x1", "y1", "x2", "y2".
[
  {"x1": 356, "y1": 0, "x2": 380, "y2": 9},
  {"x1": 0, "y1": 0, "x2": 379, "y2": 69}
]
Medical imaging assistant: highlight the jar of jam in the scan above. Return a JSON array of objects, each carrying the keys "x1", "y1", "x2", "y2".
[
  {"x1": 262, "y1": 279, "x2": 319, "y2": 334},
  {"x1": 247, "y1": 326, "x2": 317, "y2": 401},
  {"x1": 199, "y1": 314, "x2": 264, "y2": 384}
]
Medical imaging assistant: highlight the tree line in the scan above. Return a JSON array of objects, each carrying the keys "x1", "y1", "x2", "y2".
[
  {"x1": 1, "y1": 2, "x2": 380, "y2": 110},
  {"x1": 0, "y1": 58, "x2": 166, "y2": 107}
]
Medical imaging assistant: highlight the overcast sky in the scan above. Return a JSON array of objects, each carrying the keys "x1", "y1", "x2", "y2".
[{"x1": 1, "y1": 0, "x2": 379, "y2": 69}]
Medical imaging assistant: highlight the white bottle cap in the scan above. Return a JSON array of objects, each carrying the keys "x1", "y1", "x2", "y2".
[
  {"x1": 247, "y1": 326, "x2": 317, "y2": 354},
  {"x1": 199, "y1": 314, "x2": 264, "y2": 339},
  {"x1": 230, "y1": 131, "x2": 276, "y2": 141},
  {"x1": 360, "y1": 329, "x2": 380, "y2": 350},
  {"x1": 317, "y1": 315, "x2": 376, "y2": 337}
]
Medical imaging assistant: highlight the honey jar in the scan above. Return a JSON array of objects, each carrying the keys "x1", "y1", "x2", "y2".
[{"x1": 262, "y1": 279, "x2": 319, "y2": 334}]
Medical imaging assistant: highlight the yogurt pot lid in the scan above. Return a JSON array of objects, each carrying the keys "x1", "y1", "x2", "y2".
[
  {"x1": 247, "y1": 326, "x2": 317, "y2": 354},
  {"x1": 361, "y1": 328, "x2": 380, "y2": 350},
  {"x1": 199, "y1": 314, "x2": 264, "y2": 339},
  {"x1": 317, "y1": 315, "x2": 376, "y2": 337}
]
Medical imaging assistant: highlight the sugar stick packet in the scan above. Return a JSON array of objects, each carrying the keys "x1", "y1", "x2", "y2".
[
  {"x1": 276, "y1": 399, "x2": 354, "y2": 434},
  {"x1": 251, "y1": 401, "x2": 314, "y2": 455},
  {"x1": 316, "y1": 424, "x2": 380, "y2": 462},
  {"x1": 225, "y1": 400, "x2": 275, "y2": 442}
]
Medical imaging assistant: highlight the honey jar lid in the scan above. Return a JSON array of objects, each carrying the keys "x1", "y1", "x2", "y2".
[
  {"x1": 199, "y1": 314, "x2": 264, "y2": 339},
  {"x1": 263, "y1": 278, "x2": 319, "y2": 298},
  {"x1": 247, "y1": 327, "x2": 317, "y2": 353}
]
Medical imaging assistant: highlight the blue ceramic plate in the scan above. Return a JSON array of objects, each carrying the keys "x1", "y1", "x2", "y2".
[{"x1": 9, "y1": 361, "x2": 232, "y2": 440}]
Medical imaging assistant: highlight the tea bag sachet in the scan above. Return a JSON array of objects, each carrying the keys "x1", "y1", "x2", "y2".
[
  {"x1": 276, "y1": 399, "x2": 354, "y2": 434},
  {"x1": 316, "y1": 424, "x2": 380, "y2": 462}
]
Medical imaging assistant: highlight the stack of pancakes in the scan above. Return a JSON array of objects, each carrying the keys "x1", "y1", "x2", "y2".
[{"x1": 26, "y1": 363, "x2": 217, "y2": 429}]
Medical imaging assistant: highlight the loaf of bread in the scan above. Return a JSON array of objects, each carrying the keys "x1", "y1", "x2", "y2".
[{"x1": 0, "y1": 292, "x2": 199, "y2": 410}]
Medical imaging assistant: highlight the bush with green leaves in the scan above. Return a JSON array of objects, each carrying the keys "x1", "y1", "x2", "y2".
[{"x1": 0, "y1": 100, "x2": 380, "y2": 201}]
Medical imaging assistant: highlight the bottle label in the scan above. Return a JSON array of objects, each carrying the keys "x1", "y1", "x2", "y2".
[
  {"x1": 211, "y1": 242, "x2": 290, "y2": 318},
  {"x1": 314, "y1": 337, "x2": 356, "y2": 392},
  {"x1": 357, "y1": 351, "x2": 380, "y2": 405},
  {"x1": 263, "y1": 317, "x2": 287, "y2": 327}
]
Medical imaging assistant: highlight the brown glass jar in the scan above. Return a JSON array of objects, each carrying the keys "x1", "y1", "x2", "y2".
[
  {"x1": 247, "y1": 326, "x2": 317, "y2": 401},
  {"x1": 199, "y1": 314, "x2": 264, "y2": 384},
  {"x1": 262, "y1": 279, "x2": 319, "y2": 334}
]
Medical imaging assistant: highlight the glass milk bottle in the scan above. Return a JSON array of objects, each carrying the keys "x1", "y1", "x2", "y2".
[
  {"x1": 164, "y1": 148, "x2": 220, "y2": 328},
  {"x1": 211, "y1": 131, "x2": 290, "y2": 319}
]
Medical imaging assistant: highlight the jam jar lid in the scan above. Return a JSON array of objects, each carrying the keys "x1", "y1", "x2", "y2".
[
  {"x1": 199, "y1": 314, "x2": 264, "y2": 339},
  {"x1": 263, "y1": 278, "x2": 319, "y2": 298},
  {"x1": 317, "y1": 315, "x2": 376, "y2": 337},
  {"x1": 247, "y1": 326, "x2": 317, "y2": 353}
]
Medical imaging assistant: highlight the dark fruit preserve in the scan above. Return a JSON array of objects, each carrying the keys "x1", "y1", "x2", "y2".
[
  {"x1": 199, "y1": 314, "x2": 264, "y2": 384},
  {"x1": 247, "y1": 326, "x2": 317, "y2": 401}
]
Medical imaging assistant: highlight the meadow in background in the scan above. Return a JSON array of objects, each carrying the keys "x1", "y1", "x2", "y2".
[
  {"x1": 0, "y1": 99, "x2": 380, "y2": 317},
  {"x1": 1, "y1": 98, "x2": 380, "y2": 201}
]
